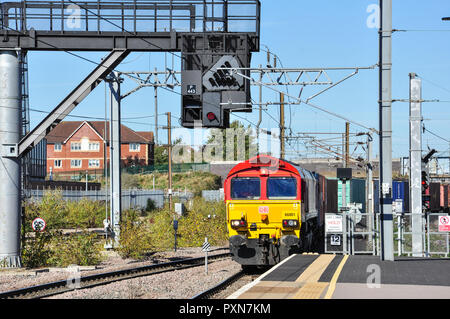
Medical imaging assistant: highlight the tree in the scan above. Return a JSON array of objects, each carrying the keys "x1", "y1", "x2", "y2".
[{"x1": 154, "y1": 137, "x2": 183, "y2": 165}]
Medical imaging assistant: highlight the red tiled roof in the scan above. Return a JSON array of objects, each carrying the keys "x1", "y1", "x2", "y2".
[
  {"x1": 136, "y1": 131, "x2": 154, "y2": 143},
  {"x1": 45, "y1": 121, "x2": 153, "y2": 144}
]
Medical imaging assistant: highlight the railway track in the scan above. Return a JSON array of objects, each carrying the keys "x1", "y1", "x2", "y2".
[
  {"x1": 0, "y1": 252, "x2": 231, "y2": 299},
  {"x1": 192, "y1": 268, "x2": 267, "y2": 299}
]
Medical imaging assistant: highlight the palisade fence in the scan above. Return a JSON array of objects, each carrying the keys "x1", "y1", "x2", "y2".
[
  {"x1": 25, "y1": 189, "x2": 165, "y2": 210},
  {"x1": 202, "y1": 189, "x2": 224, "y2": 202},
  {"x1": 325, "y1": 211, "x2": 450, "y2": 257}
]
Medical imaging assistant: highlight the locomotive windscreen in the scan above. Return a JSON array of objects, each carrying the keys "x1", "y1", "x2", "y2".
[
  {"x1": 231, "y1": 177, "x2": 261, "y2": 199},
  {"x1": 267, "y1": 177, "x2": 297, "y2": 199}
]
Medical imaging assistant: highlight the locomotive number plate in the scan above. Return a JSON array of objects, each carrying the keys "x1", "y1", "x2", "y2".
[{"x1": 258, "y1": 206, "x2": 269, "y2": 214}]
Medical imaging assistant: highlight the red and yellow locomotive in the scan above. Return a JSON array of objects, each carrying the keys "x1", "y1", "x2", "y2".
[{"x1": 224, "y1": 155, "x2": 330, "y2": 266}]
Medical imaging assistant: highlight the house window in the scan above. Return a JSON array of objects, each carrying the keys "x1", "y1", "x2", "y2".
[
  {"x1": 71, "y1": 159, "x2": 82, "y2": 168},
  {"x1": 129, "y1": 143, "x2": 140, "y2": 152},
  {"x1": 89, "y1": 159, "x2": 100, "y2": 168},
  {"x1": 54, "y1": 160, "x2": 62, "y2": 168},
  {"x1": 54, "y1": 143, "x2": 62, "y2": 151},
  {"x1": 88, "y1": 142, "x2": 100, "y2": 151},
  {"x1": 71, "y1": 142, "x2": 81, "y2": 151}
]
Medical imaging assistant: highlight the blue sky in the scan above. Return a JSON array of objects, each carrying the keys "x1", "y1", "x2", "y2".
[{"x1": 23, "y1": 0, "x2": 450, "y2": 162}]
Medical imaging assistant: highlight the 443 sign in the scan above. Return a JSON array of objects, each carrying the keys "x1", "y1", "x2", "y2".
[{"x1": 32, "y1": 217, "x2": 47, "y2": 232}]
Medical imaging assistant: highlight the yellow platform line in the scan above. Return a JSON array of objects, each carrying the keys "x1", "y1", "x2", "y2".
[
  {"x1": 293, "y1": 254, "x2": 335, "y2": 299},
  {"x1": 295, "y1": 254, "x2": 335, "y2": 283},
  {"x1": 324, "y1": 254, "x2": 349, "y2": 299}
]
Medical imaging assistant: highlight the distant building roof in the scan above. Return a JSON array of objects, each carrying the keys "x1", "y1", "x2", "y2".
[
  {"x1": 136, "y1": 131, "x2": 154, "y2": 143},
  {"x1": 45, "y1": 121, "x2": 153, "y2": 144}
]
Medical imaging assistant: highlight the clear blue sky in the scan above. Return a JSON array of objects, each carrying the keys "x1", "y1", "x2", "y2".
[{"x1": 24, "y1": 0, "x2": 450, "y2": 161}]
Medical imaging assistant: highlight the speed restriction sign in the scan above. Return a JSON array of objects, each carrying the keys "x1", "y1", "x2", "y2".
[{"x1": 32, "y1": 217, "x2": 46, "y2": 232}]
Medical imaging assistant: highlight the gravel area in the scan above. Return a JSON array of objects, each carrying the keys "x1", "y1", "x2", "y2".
[
  {"x1": 0, "y1": 246, "x2": 244, "y2": 298},
  {"x1": 47, "y1": 258, "x2": 242, "y2": 299}
]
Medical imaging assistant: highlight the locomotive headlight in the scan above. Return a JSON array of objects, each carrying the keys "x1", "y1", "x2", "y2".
[
  {"x1": 282, "y1": 219, "x2": 299, "y2": 228},
  {"x1": 231, "y1": 219, "x2": 247, "y2": 229}
]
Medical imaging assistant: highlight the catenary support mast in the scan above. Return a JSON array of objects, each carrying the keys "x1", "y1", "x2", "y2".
[
  {"x1": 0, "y1": 51, "x2": 22, "y2": 267},
  {"x1": 379, "y1": 0, "x2": 394, "y2": 261}
]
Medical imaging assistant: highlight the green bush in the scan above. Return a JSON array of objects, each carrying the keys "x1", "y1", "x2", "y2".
[
  {"x1": 177, "y1": 198, "x2": 227, "y2": 247},
  {"x1": 21, "y1": 231, "x2": 103, "y2": 268},
  {"x1": 21, "y1": 190, "x2": 105, "y2": 268},
  {"x1": 25, "y1": 190, "x2": 68, "y2": 229},
  {"x1": 47, "y1": 232, "x2": 103, "y2": 267},
  {"x1": 145, "y1": 198, "x2": 156, "y2": 212},
  {"x1": 147, "y1": 208, "x2": 176, "y2": 251},
  {"x1": 24, "y1": 190, "x2": 105, "y2": 230},
  {"x1": 147, "y1": 198, "x2": 227, "y2": 250},
  {"x1": 66, "y1": 198, "x2": 105, "y2": 228},
  {"x1": 117, "y1": 210, "x2": 153, "y2": 260},
  {"x1": 21, "y1": 231, "x2": 53, "y2": 268}
]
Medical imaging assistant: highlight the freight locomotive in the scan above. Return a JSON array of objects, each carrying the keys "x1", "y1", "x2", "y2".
[
  {"x1": 224, "y1": 155, "x2": 335, "y2": 266},
  {"x1": 224, "y1": 155, "x2": 450, "y2": 267}
]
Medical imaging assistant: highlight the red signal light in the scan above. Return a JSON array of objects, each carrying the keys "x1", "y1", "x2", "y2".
[{"x1": 206, "y1": 112, "x2": 216, "y2": 121}]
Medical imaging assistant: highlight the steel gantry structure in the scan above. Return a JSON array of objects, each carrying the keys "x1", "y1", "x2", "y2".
[{"x1": 0, "y1": 0, "x2": 261, "y2": 267}]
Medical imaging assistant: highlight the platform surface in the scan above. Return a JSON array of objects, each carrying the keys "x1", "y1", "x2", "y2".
[{"x1": 228, "y1": 254, "x2": 450, "y2": 299}]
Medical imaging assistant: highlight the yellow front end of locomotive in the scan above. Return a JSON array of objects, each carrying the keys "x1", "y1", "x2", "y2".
[{"x1": 226, "y1": 200, "x2": 301, "y2": 241}]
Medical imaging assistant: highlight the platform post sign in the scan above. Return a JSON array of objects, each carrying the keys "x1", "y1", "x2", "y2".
[
  {"x1": 202, "y1": 237, "x2": 211, "y2": 274},
  {"x1": 438, "y1": 216, "x2": 450, "y2": 232},
  {"x1": 325, "y1": 214, "x2": 344, "y2": 250},
  {"x1": 325, "y1": 214, "x2": 343, "y2": 233}
]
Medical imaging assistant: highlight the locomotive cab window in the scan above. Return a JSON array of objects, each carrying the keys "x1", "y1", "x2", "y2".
[
  {"x1": 231, "y1": 177, "x2": 261, "y2": 199},
  {"x1": 267, "y1": 177, "x2": 297, "y2": 199}
]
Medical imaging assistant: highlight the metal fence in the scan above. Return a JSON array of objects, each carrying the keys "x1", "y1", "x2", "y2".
[
  {"x1": 324, "y1": 211, "x2": 450, "y2": 257},
  {"x1": 202, "y1": 189, "x2": 224, "y2": 202},
  {"x1": 26, "y1": 189, "x2": 164, "y2": 210}
]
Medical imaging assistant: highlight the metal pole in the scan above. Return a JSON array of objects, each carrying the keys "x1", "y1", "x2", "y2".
[
  {"x1": 256, "y1": 65, "x2": 262, "y2": 154},
  {"x1": 0, "y1": 51, "x2": 22, "y2": 268},
  {"x1": 409, "y1": 72, "x2": 424, "y2": 257},
  {"x1": 345, "y1": 122, "x2": 350, "y2": 167},
  {"x1": 379, "y1": 0, "x2": 394, "y2": 261},
  {"x1": 366, "y1": 134, "x2": 374, "y2": 243},
  {"x1": 167, "y1": 112, "x2": 173, "y2": 212},
  {"x1": 154, "y1": 83, "x2": 158, "y2": 145},
  {"x1": 109, "y1": 72, "x2": 122, "y2": 248},
  {"x1": 280, "y1": 93, "x2": 285, "y2": 160}
]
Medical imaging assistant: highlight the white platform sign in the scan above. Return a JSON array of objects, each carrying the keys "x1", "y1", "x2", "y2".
[{"x1": 325, "y1": 214, "x2": 343, "y2": 233}]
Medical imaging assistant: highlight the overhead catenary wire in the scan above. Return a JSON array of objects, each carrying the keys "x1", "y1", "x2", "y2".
[{"x1": 227, "y1": 68, "x2": 378, "y2": 134}]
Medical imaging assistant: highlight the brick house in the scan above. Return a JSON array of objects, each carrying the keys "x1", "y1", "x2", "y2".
[{"x1": 46, "y1": 121, "x2": 154, "y2": 175}]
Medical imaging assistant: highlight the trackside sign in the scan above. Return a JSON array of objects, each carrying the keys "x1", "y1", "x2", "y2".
[
  {"x1": 325, "y1": 214, "x2": 343, "y2": 232},
  {"x1": 438, "y1": 216, "x2": 450, "y2": 232}
]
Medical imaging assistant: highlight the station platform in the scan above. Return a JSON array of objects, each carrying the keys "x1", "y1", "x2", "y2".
[{"x1": 228, "y1": 254, "x2": 450, "y2": 299}]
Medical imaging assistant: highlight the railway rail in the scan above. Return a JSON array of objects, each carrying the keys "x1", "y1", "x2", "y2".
[
  {"x1": 191, "y1": 270, "x2": 246, "y2": 299},
  {"x1": 192, "y1": 267, "x2": 268, "y2": 299},
  {"x1": 0, "y1": 252, "x2": 231, "y2": 299}
]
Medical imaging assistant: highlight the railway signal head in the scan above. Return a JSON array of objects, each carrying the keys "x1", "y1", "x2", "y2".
[{"x1": 422, "y1": 170, "x2": 429, "y2": 193}]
